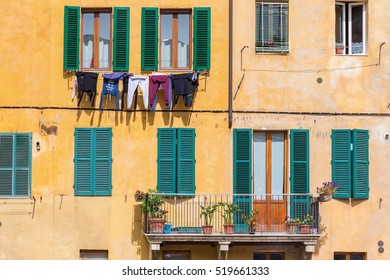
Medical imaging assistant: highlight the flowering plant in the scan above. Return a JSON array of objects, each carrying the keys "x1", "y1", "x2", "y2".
[
  {"x1": 317, "y1": 181, "x2": 338, "y2": 195},
  {"x1": 300, "y1": 214, "x2": 315, "y2": 226},
  {"x1": 242, "y1": 210, "x2": 259, "y2": 231},
  {"x1": 134, "y1": 190, "x2": 146, "y2": 202},
  {"x1": 284, "y1": 217, "x2": 300, "y2": 225}
]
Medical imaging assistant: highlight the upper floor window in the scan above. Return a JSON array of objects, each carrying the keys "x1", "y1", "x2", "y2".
[
  {"x1": 142, "y1": 7, "x2": 210, "y2": 71},
  {"x1": 64, "y1": 6, "x2": 129, "y2": 71},
  {"x1": 335, "y1": 2, "x2": 366, "y2": 55},
  {"x1": 255, "y1": 1, "x2": 289, "y2": 53},
  {"x1": 0, "y1": 133, "x2": 32, "y2": 197}
]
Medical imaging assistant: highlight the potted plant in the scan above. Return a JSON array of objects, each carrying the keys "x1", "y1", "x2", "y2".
[
  {"x1": 139, "y1": 189, "x2": 166, "y2": 233},
  {"x1": 284, "y1": 217, "x2": 300, "y2": 234},
  {"x1": 300, "y1": 214, "x2": 315, "y2": 234},
  {"x1": 242, "y1": 210, "x2": 259, "y2": 234},
  {"x1": 335, "y1": 43, "x2": 344, "y2": 54},
  {"x1": 218, "y1": 202, "x2": 241, "y2": 234},
  {"x1": 200, "y1": 204, "x2": 220, "y2": 234},
  {"x1": 317, "y1": 181, "x2": 338, "y2": 202}
]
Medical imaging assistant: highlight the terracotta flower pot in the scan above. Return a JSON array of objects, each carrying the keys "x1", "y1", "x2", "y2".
[
  {"x1": 202, "y1": 225, "x2": 213, "y2": 234},
  {"x1": 223, "y1": 224, "x2": 235, "y2": 234},
  {"x1": 300, "y1": 225, "x2": 311, "y2": 234},
  {"x1": 148, "y1": 218, "x2": 165, "y2": 233}
]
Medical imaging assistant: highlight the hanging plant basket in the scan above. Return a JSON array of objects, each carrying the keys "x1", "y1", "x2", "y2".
[{"x1": 319, "y1": 194, "x2": 332, "y2": 202}]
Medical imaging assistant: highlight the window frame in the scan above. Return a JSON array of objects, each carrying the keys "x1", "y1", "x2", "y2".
[
  {"x1": 80, "y1": 250, "x2": 109, "y2": 260},
  {"x1": 255, "y1": 1, "x2": 289, "y2": 54},
  {"x1": 334, "y1": 252, "x2": 366, "y2": 260},
  {"x1": 80, "y1": 8, "x2": 113, "y2": 71},
  {"x1": 159, "y1": 9, "x2": 192, "y2": 70}
]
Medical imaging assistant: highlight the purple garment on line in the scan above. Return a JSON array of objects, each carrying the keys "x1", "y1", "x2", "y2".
[{"x1": 149, "y1": 74, "x2": 171, "y2": 110}]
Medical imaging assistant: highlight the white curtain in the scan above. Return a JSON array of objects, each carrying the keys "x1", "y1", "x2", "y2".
[
  {"x1": 271, "y1": 133, "x2": 284, "y2": 198},
  {"x1": 254, "y1": 133, "x2": 266, "y2": 200},
  {"x1": 177, "y1": 41, "x2": 189, "y2": 68},
  {"x1": 161, "y1": 39, "x2": 172, "y2": 68}
]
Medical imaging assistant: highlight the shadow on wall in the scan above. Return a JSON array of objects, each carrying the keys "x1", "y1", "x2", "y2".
[
  {"x1": 131, "y1": 204, "x2": 149, "y2": 260},
  {"x1": 314, "y1": 216, "x2": 328, "y2": 257}
]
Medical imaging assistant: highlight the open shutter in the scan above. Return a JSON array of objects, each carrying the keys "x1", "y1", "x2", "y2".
[
  {"x1": 14, "y1": 134, "x2": 31, "y2": 197},
  {"x1": 94, "y1": 128, "x2": 112, "y2": 196},
  {"x1": 290, "y1": 130, "x2": 310, "y2": 220},
  {"x1": 233, "y1": 129, "x2": 252, "y2": 231},
  {"x1": 75, "y1": 129, "x2": 92, "y2": 196},
  {"x1": 141, "y1": 7, "x2": 158, "y2": 71},
  {"x1": 332, "y1": 130, "x2": 352, "y2": 198},
  {"x1": 0, "y1": 135, "x2": 14, "y2": 196},
  {"x1": 352, "y1": 129, "x2": 369, "y2": 199},
  {"x1": 64, "y1": 6, "x2": 80, "y2": 71},
  {"x1": 113, "y1": 7, "x2": 130, "y2": 71},
  {"x1": 193, "y1": 7, "x2": 211, "y2": 71},
  {"x1": 177, "y1": 128, "x2": 195, "y2": 194},
  {"x1": 157, "y1": 128, "x2": 176, "y2": 194}
]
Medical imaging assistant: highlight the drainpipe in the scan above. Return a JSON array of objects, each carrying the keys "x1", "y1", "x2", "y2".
[{"x1": 228, "y1": 0, "x2": 233, "y2": 129}]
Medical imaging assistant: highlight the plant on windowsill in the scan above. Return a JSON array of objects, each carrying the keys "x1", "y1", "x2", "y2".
[
  {"x1": 139, "y1": 189, "x2": 166, "y2": 233},
  {"x1": 335, "y1": 43, "x2": 344, "y2": 54},
  {"x1": 317, "y1": 181, "x2": 338, "y2": 202},
  {"x1": 200, "y1": 204, "x2": 220, "y2": 234},
  {"x1": 284, "y1": 217, "x2": 300, "y2": 234},
  {"x1": 299, "y1": 214, "x2": 315, "y2": 234},
  {"x1": 242, "y1": 210, "x2": 259, "y2": 234},
  {"x1": 218, "y1": 202, "x2": 241, "y2": 234}
]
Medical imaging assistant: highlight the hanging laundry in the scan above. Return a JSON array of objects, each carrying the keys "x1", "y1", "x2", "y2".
[
  {"x1": 99, "y1": 72, "x2": 124, "y2": 110},
  {"x1": 121, "y1": 73, "x2": 134, "y2": 110},
  {"x1": 73, "y1": 71, "x2": 99, "y2": 107},
  {"x1": 171, "y1": 72, "x2": 199, "y2": 108},
  {"x1": 127, "y1": 75, "x2": 149, "y2": 110},
  {"x1": 149, "y1": 74, "x2": 172, "y2": 111}
]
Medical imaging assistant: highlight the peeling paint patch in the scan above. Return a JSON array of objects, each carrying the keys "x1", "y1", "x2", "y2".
[{"x1": 40, "y1": 123, "x2": 58, "y2": 136}]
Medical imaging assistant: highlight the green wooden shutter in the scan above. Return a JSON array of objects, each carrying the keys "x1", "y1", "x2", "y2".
[
  {"x1": 0, "y1": 135, "x2": 14, "y2": 196},
  {"x1": 141, "y1": 7, "x2": 158, "y2": 71},
  {"x1": 94, "y1": 128, "x2": 112, "y2": 196},
  {"x1": 14, "y1": 134, "x2": 31, "y2": 197},
  {"x1": 157, "y1": 128, "x2": 176, "y2": 194},
  {"x1": 233, "y1": 129, "x2": 252, "y2": 231},
  {"x1": 332, "y1": 130, "x2": 352, "y2": 199},
  {"x1": 193, "y1": 7, "x2": 211, "y2": 71},
  {"x1": 64, "y1": 6, "x2": 80, "y2": 71},
  {"x1": 290, "y1": 130, "x2": 310, "y2": 220},
  {"x1": 177, "y1": 128, "x2": 195, "y2": 194},
  {"x1": 75, "y1": 129, "x2": 92, "y2": 196},
  {"x1": 113, "y1": 7, "x2": 130, "y2": 71},
  {"x1": 352, "y1": 129, "x2": 369, "y2": 199}
]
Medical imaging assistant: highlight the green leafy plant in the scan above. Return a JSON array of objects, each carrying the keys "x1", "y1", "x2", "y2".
[
  {"x1": 242, "y1": 210, "x2": 259, "y2": 231},
  {"x1": 301, "y1": 214, "x2": 315, "y2": 226},
  {"x1": 218, "y1": 202, "x2": 241, "y2": 225},
  {"x1": 200, "y1": 204, "x2": 220, "y2": 226},
  {"x1": 140, "y1": 189, "x2": 166, "y2": 218},
  {"x1": 284, "y1": 217, "x2": 300, "y2": 226}
]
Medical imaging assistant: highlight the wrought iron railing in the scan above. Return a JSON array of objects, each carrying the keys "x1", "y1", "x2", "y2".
[{"x1": 144, "y1": 193, "x2": 319, "y2": 235}]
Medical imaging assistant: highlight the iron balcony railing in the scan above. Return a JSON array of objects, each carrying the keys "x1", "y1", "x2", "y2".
[{"x1": 144, "y1": 193, "x2": 319, "y2": 235}]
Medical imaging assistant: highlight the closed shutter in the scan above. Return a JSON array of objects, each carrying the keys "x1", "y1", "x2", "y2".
[
  {"x1": 94, "y1": 128, "x2": 112, "y2": 196},
  {"x1": 233, "y1": 129, "x2": 252, "y2": 231},
  {"x1": 64, "y1": 6, "x2": 80, "y2": 71},
  {"x1": 193, "y1": 7, "x2": 211, "y2": 71},
  {"x1": 177, "y1": 128, "x2": 195, "y2": 194},
  {"x1": 290, "y1": 130, "x2": 310, "y2": 220},
  {"x1": 157, "y1": 128, "x2": 176, "y2": 194},
  {"x1": 332, "y1": 130, "x2": 352, "y2": 198},
  {"x1": 352, "y1": 129, "x2": 369, "y2": 199},
  {"x1": 141, "y1": 7, "x2": 158, "y2": 71},
  {"x1": 14, "y1": 134, "x2": 31, "y2": 196},
  {"x1": 0, "y1": 135, "x2": 14, "y2": 196},
  {"x1": 113, "y1": 7, "x2": 130, "y2": 71},
  {"x1": 75, "y1": 129, "x2": 93, "y2": 195}
]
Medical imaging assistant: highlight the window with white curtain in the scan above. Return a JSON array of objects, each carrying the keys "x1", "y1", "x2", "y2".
[
  {"x1": 255, "y1": 1, "x2": 289, "y2": 53},
  {"x1": 160, "y1": 10, "x2": 191, "y2": 69},
  {"x1": 335, "y1": 2, "x2": 366, "y2": 55},
  {"x1": 82, "y1": 9, "x2": 111, "y2": 70}
]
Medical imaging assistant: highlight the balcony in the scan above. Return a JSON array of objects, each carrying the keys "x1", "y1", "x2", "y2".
[{"x1": 142, "y1": 193, "x2": 320, "y2": 259}]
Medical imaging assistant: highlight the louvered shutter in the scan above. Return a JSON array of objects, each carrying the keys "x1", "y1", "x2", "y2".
[
  {"x1": 141, "y1": 8, "x2": 158, "y2": 71},
  {"x1": 157, "y1": 128, "x2": 176, "y2": 193},
  {"x1": 0, "y1": 135, "x2": 13, "y2": 196},
  {"x1": 94, "y1": 128, "x2": 112, "y2": 196},
  {"x1": 233, "y1": 129, "x2": 253, "y2": 231},
  {"x1": 332, "y1": 130, "x2": 352, "y2": 198},
  {"x1": 113, "y1": 7, "x2": 130, "y2": 71},
  {"x1": 290, "y1": 130, "x2": 310, "y2": 220},
  {"x1": 14, "y1": 134, "x2": 31, "y2": 196},
  {"x1": 177, "y1": 128, "x2": 195, "y2": 194},
  {"x1": 193, "y1": 7, "x2": 210, "y2": 71},
  {"x1": 352, "y1": 129, "x2": 369, "y2": 199},
  {"x1": 75, "y1": 129, "x2": 92, "y2": 195},
  {"x1": 64, "y1": 6, "x2": 80, "y2": 71}
]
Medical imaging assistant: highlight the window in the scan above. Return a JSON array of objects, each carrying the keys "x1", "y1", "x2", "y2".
[
  {"x1": 163, "y1": 250, "x2": 191, "y2": 260},
  {"x1": 142, "y1": 7, "x2": 210, "y2": 71},
  {"x1": 334, "y1": 252, "x2": 366, "y2": 260},
  {"x1": 157, "y1": 128, "x2": 195, "y2": 194},
  {"x1": 332, "y1": 129, "x2": 369, "y2": 199},
  {"x1": 335, "y1": 2, "x2": 366, "y2": 55},
  {"x1": 74, "y1": 128, "x2": 112, "y2": 196},
  {"x1": 255, "y1": 1, "x2": 289, "y2": 53},
  {"x1": 64, "y1": 6, "x2": 129, "y2": 71},
  {"x1": 254, "y1": 252, "x2": 284, "y2": 260},
  {"x1": 0, "y1": 134, "x2": 32, "y2": 197},
  {"x1": 80, "y1": 250, "x2": 108, "y2": 260}
]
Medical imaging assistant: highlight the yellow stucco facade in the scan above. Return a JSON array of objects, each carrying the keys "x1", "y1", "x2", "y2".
[{"x1": 0, "y1": 0, "x2": 389, "y2": 260}]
